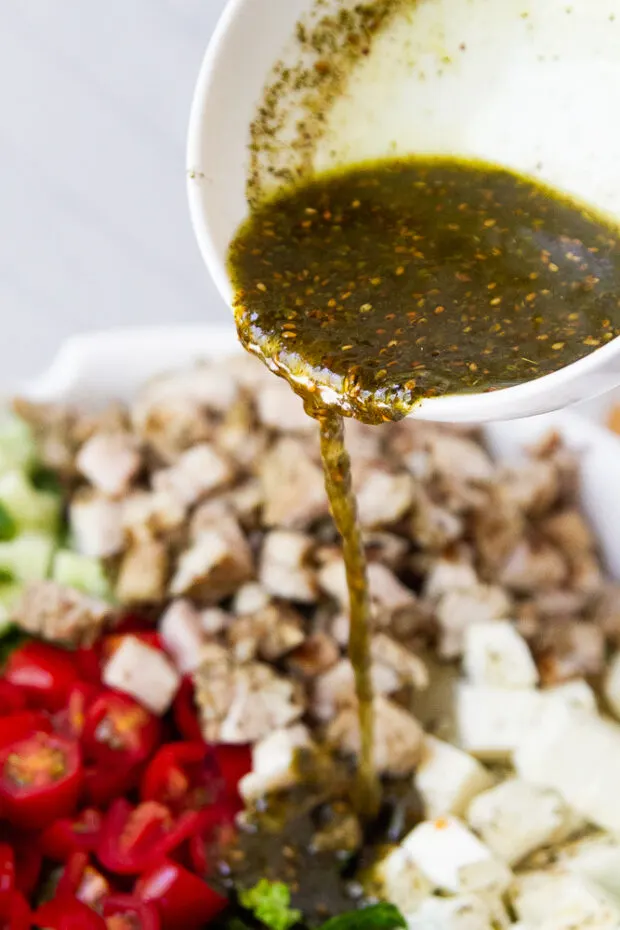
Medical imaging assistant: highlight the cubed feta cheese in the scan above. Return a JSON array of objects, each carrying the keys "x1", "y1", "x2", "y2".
[
  {"x1": 543, "y1": 679, "x2": 597, "y2": 714},
  {"x1": 466, "y1": 778, "x2": 578, "y2": 866},
  {"x1": 515, "y1": 703, "x2": 620, "y2": 834},
  {"x1": 603, "y1": 652, "x2": 620, "y2": 720},
  {"x1": 406, "y1": 894, "x2": 496, "y2": 930},
  {"x1": 239, "y1": 725, "x2": 314, "y2": 802},
  {"x1": 416, "y1": 736, "x2": 493, "y2": 819},
  {"x1": 103, "y1": 635, "x2": 180, "y2": 714},
  {"x1": 402, "y1": 817, "x2": 512, "y2": 896},
  {"x1": 456, "y1": 684, "x2": 539, "y2": 761},
  {"x1": 372, "y1": 846, "x2": 433, "y2": 914},
  {"x1": 509, "y1": 869, "x2": 620, "y2": 929},
  {"x1": 559, "y1": 835, "x2": 620, "y2": 901},
  {"x1": 463, "y1": 620, "x2": 538, "y2": 690}
]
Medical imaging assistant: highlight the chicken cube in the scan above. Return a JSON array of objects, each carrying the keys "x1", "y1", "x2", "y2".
[
  {"x1": 116, "y1": 539, "x2": 168, "y2": 603},
  {"x1": 259, "y1": 531, "x2": 317, "y2": 603},
  {"x1": 170, "y1": 518, "x2": 253, "y2": 603},
  {"x1": 159, "y1": 599, "x2": 206, "y2": 673},
  {"x1": 437, "y1": 585, "x2": 512, "y2": 659},
  {"x1": 103, "y1": 635, "x2": 180, "y2": 714},
  {"x1": 153, "y1": 443, "x2": 232, "y2": 507},
  {"x1": 69, "y1": 492, "x2": 124, "y2": 558},
  {"x1": 402, "y1": 817, "x2": 512, "y2": 896},
  {"x1": 356, "y1": 470, "x2": 414, "y2": 528},
  {"x1": 463, "y1": 620, "x2": 539, "y2": 690},
  {"x1": 239, "y1": 725, "x2": 315, "y2": 802},
  {"x1": 326, "y1": 697, "x2": 423, "y2": 776},
  {"x1": 259, "y1": 437, "x2": 327, "y2": 529},
  {"x1": 12, "y1": 581, "x2": 111, "y2": 647},
  {"x1": 416, "y1": 736, "x2": 493, "y2": 820},
  {"x1": 77, "y1": 432, "x2": 141, "y2": 496},
  {"x1": 467, "y1": 778, "x2": 579, "y2": 866}
]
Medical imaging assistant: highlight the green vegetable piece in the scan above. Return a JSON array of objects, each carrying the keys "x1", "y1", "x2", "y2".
[
  {"x1": 52, "y1": 550, "x2": 111, "y2": 599},
  {"x1": 239, "y1": 880, "x2": 302, "y2": 930},
  {"x1": 319, "y1": 904, "x2": 407, "y2": 930},
  {"x1": 0, "y1": 415, "x2": 36, "y2": 476},
  {"x1": 0, "y1": 470, "x2": 61, "y2": 536},
  {"x1": 0, "y1": 533, "x2": 56, "y2": 582},
  {"x1": 0, "y1": 580, "x2": 23, "y2": 610},
  {"x1": 0, "y1": 502, "x2": 17, "y2": 541},
  {"x1": 31, "y1": 466, "x2": 62, "y2": 496},
  {"x1": 0, "y1": 625, "x2": 27, "y2": 667}
]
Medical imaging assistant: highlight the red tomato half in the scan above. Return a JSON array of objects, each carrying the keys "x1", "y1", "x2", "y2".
[
  {"x1": 34, "y1": 894, "x2": 106, "y2": 930},
  {"x1": 141, "y1": 743, "x2": 221, "y2": 814},
  {"x1": 0, "y1": 845, "x2": 14, "y2": 901},
  {"x1": 0, "y1": 712, "x2": 51, "y2": 751},
  {"x1": 82, "y1": 691, "x2": 161, "y2": 770},
  {"x1": 135, "y1": 859, "x2": 226, "y2": 930},
  {"x1": 0, "y1": 891, "x2": 30, "y2": 930},
  {"x1": 102, "y1": 895, "x2": 160, "y2": 930},
  {"x1": 54, "y1": 682, "x2": 100, "y2": 740},
  {"x1": 41, "y1": 808, "x2": 103, "y2": 861},
  {"x1": 1, "y1": 826, "x2": 42, "y2": 897},
  {"x1": 172, "y1": 678, "x2": 201, "y2": 742},
  {"x1": 213, "y1": 745, "x2": 252, "y2": 802},
  {"x1": 97, "y1": 800, "x2": 207, "y2": 876},
  {"x1": 3, "y1": 642, "x2": 78, "y2": 712},
  {"x1": 0, "y1": 731, "x2": 82, "y2": 829},
  {"x1": 0, "y1": 682, "x2": 26, "y2": 716}
]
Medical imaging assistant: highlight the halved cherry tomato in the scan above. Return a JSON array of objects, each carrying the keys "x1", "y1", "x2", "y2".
[
  {"x1": 57, "y1": 855, "x2": 111, "y2": 911},
  {"x1": 54, "y1": 682, "x2": 100, "y2": 740},
  {"x1": 135, "y1": 859, "x2": 226, "y2": 930},
  {"x1": 172, "y1": 678, "x2": 201, "y2": 742},
  {"x1": 34, "y1": 894, "x2": 106, "y2": 930},
  {"x1": 82, "y1": 691, "x2": 161, "y2": 770},
  {"x1": 3, "y1": 642, "x2": 78, "y2": 712},
  {"x1": 74, "y1": 647, "x2": 101, "y2": 683},
  {"x1": 213, "y1": 744, "x2": 252, "y2": 803},
  {"x1": 0, "y1": 682, "x2": 26, "y2": 716},
  {"x1": 0, "y1": 731, "x2": 82, "y2": 829},
  {"x1": 141, "y1": 743, "x2": 221, "y2": 814},
  {"x1": 1, "y1": 826, "x2": 42, "y2": 896},
  {"x1": 102, "y1": 895, "x2": 160, "y2": 930},
  {"x1": 97, "y1": 799, "x2": 207, "y2": 876},
  {"x1": 41, "y1": 808, "x2": 103, "y2": 861},
  {"x1": 0, "y1": 891, "x2": 30, "y2": 930},
  {"x1": 83, "y1": 764, "x2": 140, "y2": 809},
  {"x1": 0, "y1": 845, "x2": 14, "y2": 902},
  {"x1": 0, "y1": 711, "x2": 51, "y2": 750}
]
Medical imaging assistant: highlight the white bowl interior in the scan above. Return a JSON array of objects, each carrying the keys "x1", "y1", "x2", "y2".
[{"x1": 188, "y1": 0, "x2": 620, "y2": 301}]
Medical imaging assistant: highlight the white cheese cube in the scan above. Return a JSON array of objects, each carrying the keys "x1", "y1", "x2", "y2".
[
  {"x1": 543, "y1": 679, "x2": 597, "y2": 714},
  {"x1": 406, "y1": 894, "x2": 496, "y2": 929},
  {"x1": 103, "y1": 635, "x2": 180, "y2": 714},
  {"x1": 515, "y1": 703, "x2": 620, "y2": 834},
  {"x1": 510, "y1": 869, "x2": 620, "y2": 929},
  {"x1": 466, "y1": 778, "x2": 577, "y2": 866},
  {"x1": 463, "y1": 621, "x2": 538, "y2": 690},
  {"x1": 456, "y1": 684, "x2": 539, "y2": 761},
  {"x1": 373, "y1": 846, "x2": 433, "y2": 915},
  {"x1": 603, "y1": 652, "x2": 620, "y2": 720},
  {"x1": 416, "y1": 736, "x2": 494, "y2": 819},
  {"x1": 239, "y1": 725, "x2": 314, "y2": 802},
  {"x1": 402, "y1": 817, "x2": 512, "y2": 896},
  {"x1": 559, "y1": 835, "x2": 620, "y2": 902}
]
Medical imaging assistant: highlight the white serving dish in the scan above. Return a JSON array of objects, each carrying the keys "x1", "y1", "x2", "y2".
[{"x1": 21, "y1": 325, "x2": 620, "y2": 580}]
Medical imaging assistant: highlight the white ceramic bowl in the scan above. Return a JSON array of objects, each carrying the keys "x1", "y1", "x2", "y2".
[
  {"x1": 187, "y1": 0, "x2": 620, "y2": 424},
  {"x1": 22, "y1": 325, "x2": 620, "y2": 579}
]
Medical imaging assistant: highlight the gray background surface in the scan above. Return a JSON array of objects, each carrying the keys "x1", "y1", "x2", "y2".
[{"x1": 0, "y1": 1, "x2": 230, "y2": 385}]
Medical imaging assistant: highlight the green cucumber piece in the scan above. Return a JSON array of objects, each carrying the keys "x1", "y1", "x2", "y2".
[
  {"x1": 52, "y1": 550, "x2": 110, "y2": 599},
  {"x1": 0, "y1": 470, "x2": 61, "y2": 535}
]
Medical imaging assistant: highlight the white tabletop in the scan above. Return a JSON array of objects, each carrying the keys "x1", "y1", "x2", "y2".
[{"x1": 0, "y1": 0, "x2": 230, "y2": 386}]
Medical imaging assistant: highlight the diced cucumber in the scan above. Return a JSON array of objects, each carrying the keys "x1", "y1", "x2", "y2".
[
  {"x1": 0, "y1": 470, "x2": 61, "y2": 535},
  {"x1": 0, "y1": 533, "x2": 56, "y2": 582},
  {"x1": 0, "y1": 581, "x2": 22, "y2": 610},
  {"x1": 0, "y1": 503, "x2": 16, "y2": 541},
  {"x1": 0, "y1": 414, "x2": 36, "y2": 476},
  {"x1": 52, "y1": 550, "x2": 111, "y2": 599}
]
